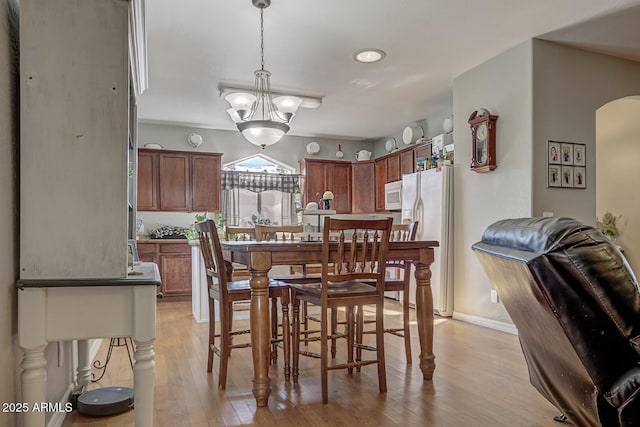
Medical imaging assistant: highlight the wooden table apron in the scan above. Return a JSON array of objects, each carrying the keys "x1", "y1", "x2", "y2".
[{"x1": 219, "y1": 239, "x2": 438, "y2": 407}]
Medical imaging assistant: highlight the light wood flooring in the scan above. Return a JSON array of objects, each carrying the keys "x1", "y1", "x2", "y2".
[{"x1": 63, "y1": 300, "x2": 561, "y2": 426}]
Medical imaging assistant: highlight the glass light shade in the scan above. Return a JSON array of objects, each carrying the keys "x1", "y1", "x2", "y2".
[
  {"x1": 225, "y1": 92, "x2": 257, "y2": 111},
  {"x1": 226, "y1": 108, "x2": 242, "y2": 123},
  {"x1": 273, "y1": 95, "x2": 303, "y2": 114},
  {"x1": 237, "y1": 120, "x2": 289, "y2": 148}
]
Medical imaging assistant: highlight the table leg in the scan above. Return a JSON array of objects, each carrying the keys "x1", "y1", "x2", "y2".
[
  {"x1": 76, "y1": 339, "x2": 91, "y2": 390},
  {"x1": 249, "y1": 252, "x2": 272, "y2": 407},
  {"x1": 133, "y1": 338, "x2": 155, "y2": 427},
  {"x1": 20, "y1": 344, "x2": 47, "y2": 427},
  {"x1": 414, "y1": 254, "x2": 436, "y2": 380}
]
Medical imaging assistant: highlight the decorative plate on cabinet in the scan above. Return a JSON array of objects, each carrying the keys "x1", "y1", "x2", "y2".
[
  {"x1": 385, "y1": 137, "x2": 397, "y2": 152},
  {"x1": 402, "y1": 125, "x2": 423, "y2": 144},
  {"x1": 306, "y1": 141, "x2": 320, "y2": 154}
]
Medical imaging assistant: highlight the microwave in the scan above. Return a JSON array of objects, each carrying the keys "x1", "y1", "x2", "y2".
[{"x1": 384, "y1": 180, "x2": 402, "y2": 210}]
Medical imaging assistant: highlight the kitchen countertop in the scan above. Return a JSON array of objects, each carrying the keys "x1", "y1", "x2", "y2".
[{"x1": 137, "y1": 238, "x2": 190, "y2": 243}]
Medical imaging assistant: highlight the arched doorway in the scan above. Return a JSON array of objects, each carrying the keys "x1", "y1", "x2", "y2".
[{"x1": 596, "y1": 95, "x2": 640, "y2": 274}]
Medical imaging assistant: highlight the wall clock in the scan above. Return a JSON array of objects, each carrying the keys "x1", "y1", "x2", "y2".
[{"x1": 468, "y1": 109, "x2": 498, "y2": 172}]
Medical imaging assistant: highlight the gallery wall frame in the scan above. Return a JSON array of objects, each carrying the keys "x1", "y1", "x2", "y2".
[{"x1": 547, "y1": 140, "x2": 586, "y2": 189}]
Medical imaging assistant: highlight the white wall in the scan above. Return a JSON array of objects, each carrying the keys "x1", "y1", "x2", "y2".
[
  {"x1": 596, "y1": 97, "x2": 640, "y2": 274},
  {"x1": 0, "y1": 1, "x2": 18, "y2": 425},
  {"x1": 532, "y1": 40, "x2": 640, "y2": 223},
  {"x1": 452, "y1": 40, "x2": 534, "y2": 324}
]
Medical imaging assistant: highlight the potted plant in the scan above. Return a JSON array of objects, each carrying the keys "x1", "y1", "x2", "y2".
[{"x1": 596, "y1": 211, "x2": 621, "y2": 242}]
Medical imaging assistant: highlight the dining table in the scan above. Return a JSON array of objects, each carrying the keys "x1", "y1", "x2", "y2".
[{"x1": 219, "y1": 238, "x2": 439, "y2": 407}]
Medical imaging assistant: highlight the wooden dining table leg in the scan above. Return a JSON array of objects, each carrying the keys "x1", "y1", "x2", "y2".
[
  {"x1": 249, "y1": 251, "x2": 272, "y2": 407},
  {"x1": 414, "y1": 249, "x2": 436, "y2": 380}
]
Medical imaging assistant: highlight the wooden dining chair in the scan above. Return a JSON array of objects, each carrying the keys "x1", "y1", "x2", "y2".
[
  {"x1": 290, "y1": 216, "x2": 392, "y2": 403},
  {"x1": 195, "y1": 220, "x2": 291, "y2": 388},
  {"x1": 255, "y1": 224, "x2": 304, "y2": 242},
  {"x1": 222, "y1": 226, "x2": 256, "y2": 280},
  {"x1": 358, "y1": 221, "x2": 418, "y2": 365}
]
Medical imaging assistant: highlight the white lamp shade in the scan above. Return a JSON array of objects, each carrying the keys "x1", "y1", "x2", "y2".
[
  {"x1": 225, "y1": 92, "x2": 257, "y2": 111},
  {"x1": 273, "y1": 95, "x2": 303, "y2": 114},
  {"x1": 237, "y1": 120, "x2": 289, "y2": 148},
  {"x1": 226, "y1": 108, "x2": 242, "y2": 124}
]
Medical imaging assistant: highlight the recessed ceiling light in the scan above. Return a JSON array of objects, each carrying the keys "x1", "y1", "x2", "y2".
[{"x1": 353, "y1": 48, "x2": 386, "y2": 63}]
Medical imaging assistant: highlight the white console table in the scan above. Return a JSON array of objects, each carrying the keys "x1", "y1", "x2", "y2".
[{"x1": 18, "y1": 262, "x2": 160, "y2": 427}]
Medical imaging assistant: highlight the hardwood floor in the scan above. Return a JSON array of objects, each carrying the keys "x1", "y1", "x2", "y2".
[{"x1": 63, "y1": 301, "x2": 560, "y2": 426}]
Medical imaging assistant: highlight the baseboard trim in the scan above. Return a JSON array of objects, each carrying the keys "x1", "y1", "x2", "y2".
[
  {"x1": 46, "y1": 384, "x2": 73, "y2": 427},
  {"x1": 452, "y1": 311, "x2": 518, "y2": 335}
]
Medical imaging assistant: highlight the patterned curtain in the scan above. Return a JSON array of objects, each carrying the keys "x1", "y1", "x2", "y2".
[{"x1": 221, "y1": 171, "x2": 300, "y2": 193}]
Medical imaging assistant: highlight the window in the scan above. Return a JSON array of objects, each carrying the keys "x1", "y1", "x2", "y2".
[{"x1": 221, "y1": 154, "x2": 300, "y2": 226}]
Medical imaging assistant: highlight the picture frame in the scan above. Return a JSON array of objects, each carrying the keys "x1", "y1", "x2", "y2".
[
  {"x1": 547, "y1": 141, "x2": 561, "y2": 165},
  {"x1": 561, "y1": 143, "x2": 574, "y2": 165},
  {"x1": 574, "y1": 166, "x2": 586, "y2": 188},
  {"x1": 547, "y1": 140, "x2": 586, "y2": 189},
  {"x1": 548, "y1": 165, "x2": 561, "y2": 187},
  {"x1": 561, "y1": 166, "x2": 574, "y2": 188},
  {"x1": 573, "y1": 144, "x2": 586, "y2": 166}
]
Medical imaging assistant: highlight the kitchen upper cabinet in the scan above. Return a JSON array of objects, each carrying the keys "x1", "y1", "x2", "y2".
[
  {"x1": 375, "y1": 159, "x2": 388, "y2": 212},
  {"x1": 387, "y1": 155, "x2": 401, "y2": 183},
  {"x1": 192, "y1": 154, "x2": 222, "y2": 212},
  {"x1": 159, "y1": 153, "x2": 190, "y2": 211},
  {"x1": 352, "y1": 161, "x2": 375, "y2": 214},
  {"x1": 137, "y1": 151, "x2": 158, "y2": 211},
  {"x1": 400, "y1": 149, "x2": 415, "y2": 176},
  {"x1": 138, "y1": 149, "x2": 222, "y2": 212},
  {"x1": 414, "y1": 142, "x2": 432, "y2": 161},
  {"x1": 300, "y1": 159, "x2": 352, "y2": 214}
]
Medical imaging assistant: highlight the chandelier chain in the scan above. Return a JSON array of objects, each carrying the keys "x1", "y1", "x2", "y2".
[{"x1": 260, "y1": 7, "x2": 265, "y2": 71}]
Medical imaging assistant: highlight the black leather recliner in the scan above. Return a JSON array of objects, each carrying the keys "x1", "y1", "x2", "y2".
[{"x1": 472, "y1": 217, "x2": 640, "y2": 427}]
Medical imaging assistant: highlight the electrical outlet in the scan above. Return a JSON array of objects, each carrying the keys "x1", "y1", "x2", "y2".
[{"x1": 490, "y1": 288, "x2": 499, "y2": 303}]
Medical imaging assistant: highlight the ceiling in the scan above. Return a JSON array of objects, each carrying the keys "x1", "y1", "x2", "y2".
[{"x1": 138, "y1": 0, "x2": 640, "y2": 141}]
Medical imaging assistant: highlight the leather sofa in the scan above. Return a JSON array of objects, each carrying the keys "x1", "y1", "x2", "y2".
[{"x1": 472, "y1": 217, "x2": 640, "y2": 426}]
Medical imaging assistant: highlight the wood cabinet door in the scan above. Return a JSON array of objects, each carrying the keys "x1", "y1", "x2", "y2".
[
  {"x1": 400, "y1": 149, "x2": 415, "y2": 176},
  {"x1": 137, "y1": 151, "x2": 158, "y2": 211},
  {"x1": 329, "y1": 162, "x2": 352, "y2": 213},
  {"x1": 303, "y1": 160, "x2": 327, "y2": 206},
  {"x1": 414, "y1": 142, "x2": 432, "y2": 161},
  {"x1": 375, "y1": 159, "x2": 387, "y2": 211},
  {"x1": 159, "y1": 153, "x2": 190, "y2": 211},
  {"x1": 387, "y1": 154, "x2": 400, "y2": 183},
  {"x1": 351, "y1": 162, "x2": 375, "y2": 213},
  {"x1": 191, "y1": 154, "x2": 221, "y2": 212},
  {"x1": 160, "y1": 253, "x2": 192, "y2": 296}
]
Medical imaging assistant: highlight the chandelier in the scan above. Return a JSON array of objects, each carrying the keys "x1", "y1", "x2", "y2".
[{"x1": 225, "y1": 0, "x2": 302, "y2": 149}]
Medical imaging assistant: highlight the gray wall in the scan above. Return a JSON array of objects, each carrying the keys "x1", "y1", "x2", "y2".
[
  {"x1": 531, "y1": 39, "x2": 640, "y2": 223},
  {"x1": 452, "y1": 40, "x2": 534, "y2": 326},
  {"x1": 139, "y1": 122, "x2": 375, "y2": 168},
  {"x1": 0, "y1": 0, "x2": 18, "y2": 425}
]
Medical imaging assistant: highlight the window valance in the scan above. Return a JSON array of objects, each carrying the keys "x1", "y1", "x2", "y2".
[{"x1": 221, "y1": 171, "x2": 300, "y2": 194}]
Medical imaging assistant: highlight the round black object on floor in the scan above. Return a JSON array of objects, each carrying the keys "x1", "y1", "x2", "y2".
[{"x1": 77, "y1": 386, "x2": 134, "y2": 417}]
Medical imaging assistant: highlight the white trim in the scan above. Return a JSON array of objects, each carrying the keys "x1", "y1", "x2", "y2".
[
  {"x1": 452, "y1": 311, "x2": 518, "y2": 335},
  {"x1": 46, "y1": 384, "x2": 73, "y2": 427},
  {"x1": 90, "y1": 338, "x2": 103, "y2": 360}
]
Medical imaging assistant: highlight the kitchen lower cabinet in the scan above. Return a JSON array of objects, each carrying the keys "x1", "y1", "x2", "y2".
[{"x1": 137, "y1": 240, "x2": 191, "y2": 299}]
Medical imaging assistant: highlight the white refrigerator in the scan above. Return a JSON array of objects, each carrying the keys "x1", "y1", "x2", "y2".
[{"x1": 401, "y1": 165, "x2": 454, "y2": 317}]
